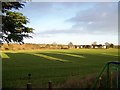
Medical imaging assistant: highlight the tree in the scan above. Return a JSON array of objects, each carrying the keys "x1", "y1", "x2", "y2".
[
  {"x1": 68, "y1": 42, "x2": 73, "y2": 46},
  {"x1": 109, "y1": 43, "x2": 114, "y2": 48},
  {"x1": 68, "y1": 42, "x2": 74, "y2": 48},
  {"x1": 105, "y1": 42, "x2": 109, "y2": 46},
  {"x1": 92, "y1": 41, "x2": 97, "y2": 45},
  {"x1": 91, "y1": 41, "x2": 97, "y2": 48},
  {"x1": 52, "y1": 42, "x2": 57, "y2": 46},
  {"x1": 105, "y1": 42, "x2": 110, "y2": 49},
  {"x1": 1, "y1": 2, "x2": 34, "y2": 44},
  {"x1": 45, "y1": 44, "x2": 50, "y2": 48}
]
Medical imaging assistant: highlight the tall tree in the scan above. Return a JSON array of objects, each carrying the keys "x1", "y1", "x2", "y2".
[
  {"x1": 92, "y1": 41, "x2": 97, "y2": 45},
  {"x1": 91, "y1": 41, "x2": 97, "y2": 48},
  {"x1": 68, "y1": 42, "x2": 73, "y2": 46},
  {"x1": 68, "y1": 42, "x2": 74, "y2": 48},
  {"x1": 105, "y1": 42, "x2": 110, "y2": 49},
  {"x1": 1, "y1": 2, "x2": 34, "y2": 44}
]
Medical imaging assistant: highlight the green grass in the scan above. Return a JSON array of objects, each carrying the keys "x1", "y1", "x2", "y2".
[{"x1": 2, "y1": 49, "x2": 119, "y2": 88}]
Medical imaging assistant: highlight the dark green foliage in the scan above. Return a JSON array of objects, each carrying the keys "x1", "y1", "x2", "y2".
[
  {"x1": 109, "y1": 43, "x2": 114, "y2": 48},
  {"x1": 1, "y1": 2, "x2": 34, "y2": 44},
  {"x1": 2, "y1": 2, "x2": 24, "y2": 13}
]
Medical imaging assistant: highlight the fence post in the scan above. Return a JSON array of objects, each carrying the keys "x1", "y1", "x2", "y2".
[
  {"x1": 48, "y1": 81, "x2": 52, "y2": 90},
  {"x1": 27, "y1": 83, "x2": 32, "y2": 90}
]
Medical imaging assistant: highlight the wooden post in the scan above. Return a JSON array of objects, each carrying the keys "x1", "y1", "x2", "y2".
[
  {"x1": 27, "y1": 83, "x2": 32, "y2": 90},
  {"x1": 48, "y1": 81, "x2": 52, "y2": 90}
]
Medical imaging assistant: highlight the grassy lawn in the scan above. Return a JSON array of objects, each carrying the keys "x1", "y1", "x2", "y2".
[{"x1": 2, "y1": 49, "x2": 119, "y2": 88}]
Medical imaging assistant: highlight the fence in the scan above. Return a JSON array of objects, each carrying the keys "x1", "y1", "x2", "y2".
[
  {"x1": 91, "y1": 61, "x2": 120, "y2": 89},
  {"x1": 25, "y1": 61, "x2": 120, "y2": 90}
]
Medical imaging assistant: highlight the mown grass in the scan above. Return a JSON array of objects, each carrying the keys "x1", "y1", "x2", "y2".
[{"x1": 2, "y1": 49, "x2": 119, "y2": 88}]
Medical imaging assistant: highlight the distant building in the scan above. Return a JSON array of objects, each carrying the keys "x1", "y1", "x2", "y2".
[
  {"x1": 91, "y1": 44, "x2": 104, "y2": 49},
  {"x1": 79, "y1": 45, "x2": 91, "y2": 49},
  {"x1": 102, "y1": 45, "x2": 107, "y2": 49},
  {"x1": 39, "y1": 44, "x2": 46, "y2": 48},
  {"x1": 61, "y1": 45, "x2": 69, "y2": 49},
  {"x1": 74, "y1": 45, "x2": 81, "y2": 49}
]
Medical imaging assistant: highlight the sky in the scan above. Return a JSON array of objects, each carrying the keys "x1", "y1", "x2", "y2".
[{"x1": 17, "y1": 1, "x2": 118, "y2": 45}]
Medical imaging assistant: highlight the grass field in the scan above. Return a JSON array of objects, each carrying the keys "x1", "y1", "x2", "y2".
[{"x1": 2, "y1": 49, "x2": 119, "y2": 88}]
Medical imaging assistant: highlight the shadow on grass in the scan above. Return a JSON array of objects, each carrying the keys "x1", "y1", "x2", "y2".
[
  {"x1": 35, "y1": 52, "x2": 86, "y2": 63},
  {"x1": 35, "y1": 52, "x2": 118, "y2": 64},
  {"x1": 2, "y1": 51, "x2": 119, "y2": 88}
]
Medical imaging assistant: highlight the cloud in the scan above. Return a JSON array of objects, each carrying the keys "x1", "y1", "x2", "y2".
[
  {"x1": 22, "y1": 2, "x2": 118, "y2": 39},
  {"x1": 66, "y1": 2, "x2": 118, "y2": 34},
  {"x1": 37, "y1": 28, "x2": 84, "y2": 35},
  {"x1": 22, "y1": 2, "x2": 95, "y2": 17},
  {"x1": 36, "y1": 26, "x2": 108, "y2": 36},
  {"x1": 28, "y1": 0, "x2": 119, "y2": 2},
  {"x1": 35, "y1": 2, "x2": 118, "y2": 36}
]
